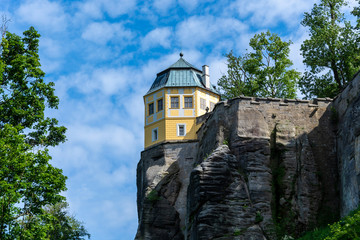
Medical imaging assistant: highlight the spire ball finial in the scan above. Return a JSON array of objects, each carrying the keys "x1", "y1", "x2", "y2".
[{"x1": 180, "y1": 51, "x2": 183, "y2": 57}]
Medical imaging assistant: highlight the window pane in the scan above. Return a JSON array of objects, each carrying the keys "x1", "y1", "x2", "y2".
[
  {"x1": 149, "y1": 103, "x2": 154, "y2": 115},
  {"x1": 184, "y1": 97, "x2": 193, "y2": 108},
  {"x1": 157, "y1": 99, "x2": 163, "y2": 111},
  {"x1": 152, "y1": 128, "x2": 158, "y2": 141},
  {"x1": 171, "y1": 97, "x2": 179, "y2": 108},
  {"x1": 200, "y1": 98, "x2": 206, "y2": 110},
  {"x1": 179, "y1": 125, "x2": 184, "y2": 136}
]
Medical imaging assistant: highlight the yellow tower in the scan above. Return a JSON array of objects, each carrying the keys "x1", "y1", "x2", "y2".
[{"x1": 144, "y1": 53, "x2": 220, "y2": 148}]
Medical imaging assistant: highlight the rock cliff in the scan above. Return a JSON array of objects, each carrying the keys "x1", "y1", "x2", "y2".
[{"x1": 135, "y1": 71, "x2": 360, "y2": 240}]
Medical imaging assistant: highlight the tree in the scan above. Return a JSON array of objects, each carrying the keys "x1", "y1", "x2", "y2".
[
  {"x1": 353, "y1": 0, "x2": 360, "y2": 30},
  {"x1": 218, "y1": 31, "x2": 299, "y2": 99},
  {"x1": 0, "y1": 26, "x2": 66, "y2": 146},
  {"x1": 300, "y1": 0, "x2": 360, "y2": 98},
  {"x1": 0, "y1": 124, "x2": 67, "y2": 239},
  {"x1": 0, "y1": 26, "x2": 88, "y2": 239},
  {"x1": 44, "y1": 202, "x2": 90, "y2": 240},
  {"x1": 217, "y1": 51, "x2": 258, "y2": 99}
]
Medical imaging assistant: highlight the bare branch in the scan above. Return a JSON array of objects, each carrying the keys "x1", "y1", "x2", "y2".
[{"x1": 1, "y1": 15, "x2": 11, "y2": 38}]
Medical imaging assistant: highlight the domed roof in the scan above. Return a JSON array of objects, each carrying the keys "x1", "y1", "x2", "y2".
[{"x1": 146, "y1": 54, "x2": 218, "y2": 95}]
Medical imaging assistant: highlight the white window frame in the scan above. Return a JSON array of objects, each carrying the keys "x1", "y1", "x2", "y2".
[
  {"x1": 152, "y1": 128, "x2": 158, "y2": 142},
  {"x1": 177, "y1": 124, "x2": 186, "y2": 137}
]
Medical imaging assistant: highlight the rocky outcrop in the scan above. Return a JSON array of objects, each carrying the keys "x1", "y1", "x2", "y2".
[
  {"x1": 187, "y1": 144, "x2": 271, "y2": 240},
  {"x1": 187, "y1": 97, "x2": 338, "y2": 239},
  {"x1": 136, "y1": 71, "x2": 360, "y2": 239},
  {"x1": 135, "y1": 93, "x2": 343, "y2": 239},
  {"x1": 333, "y1": 71, "x2": 360, "y2": 216},
  {"x1": 135, "y1": 141, "x2": 198, "y2": 240}
]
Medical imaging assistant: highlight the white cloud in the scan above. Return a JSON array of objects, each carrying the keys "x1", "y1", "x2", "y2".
[
  {"x1": 75, "y1": 0, "x2": 137, "y2": 19},
  {"x1": 141, "y1": 27, "x2": 172, "y2": 50},
  {"x1": 93, "y1": 68, "x2": 130, "y2": 95},
  {"x1": 153, "y1": 0, "x2": 176, "y2": 13},
  {"x1": 206, "y1": 56, "x2": 228, "y2": 86},
  {"x1": 67, "y1": 124, "x2": 137, "y2": 156},
  {"x1": 288, "y1": 26, "x2": 309, "y2": 74},
  {"x1": 77, "y1": 1, "x2": 103, "y2": 19},
  {"x1": 39, "y1": 38, "x2": 66, "y2": 73},
  {"x1": 102, "y1": 0, "x2": 137, "y2": 18},
  {"x1": 16, "y1": 0, "x2": 67, "y2": 32},
  {"x1": 176, "y1": 16, "x2": 248, "y2": 49},
  {"x1": 229, "y1": 0, "x2": 314, "y2": 27},
  {"x1": 41, "y1": 38, "x2": 64, "y2": 58},
  {"x1": 65, "y1": 67, "x2": 133, "y2": 95},
  {"x1": 178, "y1": 0, "x2": 200, "y2": 12},
  {"x1": 41, "y1": 58, "x2": 62, "y2": 74},
  {"x1": 82, "y1": 21, "x2": 134, "y2": 45},
  {"x1": 345, "y1": 0, "x2": 358, "y2": 12}
]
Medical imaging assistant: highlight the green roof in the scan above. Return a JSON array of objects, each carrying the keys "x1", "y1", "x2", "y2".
[
  {"x1": 146, "y1": 55, "x2": 218, "y2": 95},
  {"x1": 168, "y1": 57, "x2": 198, "y2": 69}
]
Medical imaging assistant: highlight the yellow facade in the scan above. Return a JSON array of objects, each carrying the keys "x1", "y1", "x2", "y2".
[
  {"x1": 144, "y1": 86, "x2": 220, "y2": 148},
  {"x1": 196, "y1": 87, "x2": 220, "y2": 116},
  {"x1": 144, "y1": 119, "x2": 165, "y2": 148},
  {"x1": 143, "y1": 56, "x2": 221, "y2": 148},
  {"x1": 165, "y1": 118, "x2": 199, "y2": 140}
]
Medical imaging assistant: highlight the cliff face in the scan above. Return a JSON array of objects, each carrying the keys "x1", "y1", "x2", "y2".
[
  {"x1": 187, "y1": 97, "x2": 337, "y2": 239},
  {"x1": 333, "y1": 73, "x2": 360, "y2": 216},
  {"x1": 135, "y1": 72, "x2": 360, "y2": 240},
  {"x1": 135, "y1": 142, "x2": 198, "y2": 239}
]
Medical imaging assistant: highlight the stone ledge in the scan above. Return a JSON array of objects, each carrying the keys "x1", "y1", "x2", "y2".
[
  {"x1": 143, "y1": 139, "x2": 199, "y2": 152},
  {"x1": 217, "y1": 97, "x2": 332, "y2": 106}
]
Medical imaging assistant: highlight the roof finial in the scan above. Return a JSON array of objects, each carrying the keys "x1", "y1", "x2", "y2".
[{"x1": 180, "y1": 51, "x2": 184, "y2": 58}]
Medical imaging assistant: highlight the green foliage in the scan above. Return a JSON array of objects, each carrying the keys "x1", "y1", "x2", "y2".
[
  {"x1": 324, "y1": 208, "x2": 360, "y2": 240},
  {"x1": 300, "y1": 0, "x2": 360, "y2": 98},
  {"x1": 147, "y1": 189, "x2": 160, "y2": 203},
  {"x1": 217, "y1": 51, "x2": 258, "y2": 99},
  {"x1": 255, "y1": 211, "x2": 264, "y2": 223},
  {"x1": 330, "y1": 106, "x2": 339, "y2": 123},
  {"x1": 0, "y1": 26, "x2": 66, "y2": 146},
  {"x1": 218, "y1": 31, "x2": 300, "y2": 99},
  {"x1": 44, "y1": 202, "x2": 90, "y2": 240},
  {"x1": 353, "y1": 0, "x2": 360, "y2": 29},
  {"x1": 297, "y1": 227, "x2": 331, "y2": 240},
  {"x1": 222, "y1": 139, "x2": 229, "y2": 146},
  {"x1": 0, "y1": 124, "x2": 67, "y2": 239},
  {"x1": 0, "y1": 27, "x2": 89, "y2": 239},
  {"x1": 233, "y1": 228, "x2": 246, "y2": 236},
  {"x1": 297, "y1": 207, "x2": 360, "y2": 240}
]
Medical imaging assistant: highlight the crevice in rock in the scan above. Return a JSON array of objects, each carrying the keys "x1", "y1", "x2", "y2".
[{"x1": 270, "y1": 124, "x2": 296, "y2": 238}]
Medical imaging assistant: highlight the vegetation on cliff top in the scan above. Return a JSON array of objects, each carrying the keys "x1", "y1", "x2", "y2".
[
  {"x1": 300, "y1": 0, "x2": 360, "y2": 99},
  {"x1": 219, "y1": 0, "x2": 360, "y2": 99},
  {"x1": 218, "y1": 31, "x2": 299, "y2": 99}
]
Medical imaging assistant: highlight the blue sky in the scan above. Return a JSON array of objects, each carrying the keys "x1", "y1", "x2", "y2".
[{"x1": 1, "y1": 0, "x2": 358, "y2": 239}]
